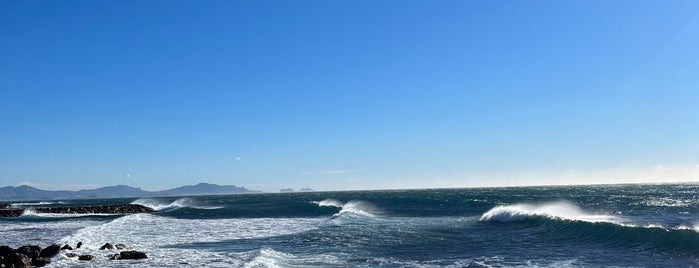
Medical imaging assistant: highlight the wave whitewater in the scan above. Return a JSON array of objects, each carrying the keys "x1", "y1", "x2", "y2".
[
  {"x1": 313, "y1": 199, "x2": 379, "y2": 217},
  {"x1": 20, "y1": 209, "x2": 117, "y2": 218},
  {"x1": 130, "y1": 198, "x2": 223, "y2": 211},
  {"x1": 479, "y1": 201, "x2": 618, "y2": 223},
  {"x1": 480, "y1": 201, "x2": 699, "y2": 254}
]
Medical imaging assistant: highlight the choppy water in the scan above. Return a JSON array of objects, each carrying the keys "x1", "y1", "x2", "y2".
[{"x1": 2, "y1": 184, "x2": 699, "y2": 267}]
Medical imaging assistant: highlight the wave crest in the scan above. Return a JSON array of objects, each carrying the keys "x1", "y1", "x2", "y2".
[
  {"x1": 130, "y1": 198, "x2": 223, "y2": 211},
  {"x1": 312, "y1": 199, "x2": 379, "y2": 217},
  {"x1": 312, "y1": 199, "x2": 343, "y2": 208},
  {"x1": 479, "y1": 201, "x2": 617, "y2": 223}
]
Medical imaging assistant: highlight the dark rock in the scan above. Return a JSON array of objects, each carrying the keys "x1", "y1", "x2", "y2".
[
  {"x1": 0, "y1": 203, "x2": 9, "y2": 209},
  {"x1": 1, "y1": 252, "x2": 31, "y2": 268},
  {"x1": 76, "y1": 242, "x2": 83, "y2": 249},
  {"x1": 100, "y1": 243, "x2": 114, "y2": 250},
  {"x1": 117, "y1": 250, "x2": 147, "y2": 260},
  {"x1": 78, "y1": 254, "x2": 96, "y2": 261},
  {"x1": 1, "y1": 204, "x2": 154, "y2": 217},
  {"x1": 64, "y1": 253, "x2": 78, "y2": 258},
  {"x1": 60, "y1": 244, "x2": 73, "y2": 250},
  {"x1": 35, "y1": 204, "x2": 154, "y2": 214},
  {"x1": 14, "y1": 245, "x2": 41, "y2": 259},
  {"x1": 0, "y1": 245, "x2": 14, "y2": 256},
  {"x1": 0, "y1": 209, "x2": 24, "y2": 217},
  {"x1": 31, "y1": 257, "x2": 52, "y2": 267},
  {"x1": 115, "y1": 243, "x2": 128, "y2": 250},
  {"x1": 108, "y1": 253, "x2": 120, "y2": 260},
  {"x1": 39, "y1": 244, "x2": 61, "y2": 257}
]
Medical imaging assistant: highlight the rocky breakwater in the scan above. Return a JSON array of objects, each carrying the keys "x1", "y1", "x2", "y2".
[
  {"x1": 1, "y1": 242, "x2": 148, "y2": 267},
  {"x1": 0, "y1": 244, "x2": 62, "y2": 267},
  {"x1": 0, "y1": 204, "x2": 154, "y2": 217}
]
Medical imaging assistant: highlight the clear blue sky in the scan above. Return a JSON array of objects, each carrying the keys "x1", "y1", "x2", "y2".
[{"x1": 1, "y1": 0, "x2": 698, "y2": 191}]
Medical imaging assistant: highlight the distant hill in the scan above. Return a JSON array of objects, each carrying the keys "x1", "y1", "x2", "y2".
[
  {"x1": 154, "y1": 183, "x2": 250, "y2": 196},
  {"x1": 0, "y1": 183, "x2": 255, "y2": 201}
]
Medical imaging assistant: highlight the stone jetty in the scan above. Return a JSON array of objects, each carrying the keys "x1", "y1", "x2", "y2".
[
  {"x1": 0, "y1": 204, "x2": 154, "y2": 217},
  {"x1": 1, "y1": 243, "x2": 148, "y2": 267}
]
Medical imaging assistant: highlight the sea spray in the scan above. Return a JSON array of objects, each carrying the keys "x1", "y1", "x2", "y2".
[
  {"x1": 479, "y1": 201, "x2": 618, "y2": 223},
  {"x1": 131, "y1": 198, "x2": 223, "y2": 211}
]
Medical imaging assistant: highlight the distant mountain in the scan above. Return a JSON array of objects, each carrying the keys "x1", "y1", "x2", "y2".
[
  {"x1": 0, "y1": 183, "x2": 255, "y2": 201},
  {"x1": 154, "y1": 183, "x2": 250, "y2": 196},
  {"x1": 76, "y1": 185, "x2": 150, "y2": 198}
]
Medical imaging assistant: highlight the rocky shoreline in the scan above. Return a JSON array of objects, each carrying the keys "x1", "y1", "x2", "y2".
[
  {"x1": 0, "y1": 242, "x2": 147, "y2": 267},
  {"x1": 0, "y1": 204, "x2": 154, "y2": 217}
]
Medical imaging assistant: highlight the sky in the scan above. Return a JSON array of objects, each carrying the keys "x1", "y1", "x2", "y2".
[{"x1": 1, "y1": 0, "x2": 698, "y2": 192}]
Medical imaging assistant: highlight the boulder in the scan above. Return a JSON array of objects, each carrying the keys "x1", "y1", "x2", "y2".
[
  {"x1": 117, "y1": 250, "x2": 147, "y2": 260},
  {"x1": 14, "y1": 245, "x2": 41, "y2": 259},
  {"x1": 115, "y1": 243, "x2": 128, "y2": 250},
  {"x1": 31, "y1": 257, "x2": 52, "y2": 267},
  {"x1": 76, "y1": 242, "x2": 83, "y2": 248},
  {"x1": 1, "y1": 252, "x2": 31, "y2": 268},
  {"x1": 0, "y1": 245, "x2": 14, "y2": 256},
  {"x1": 78, "y1": 254, "x2": 96, "y2": 261},
  {"x1": 108, "y1": 253, "x2": 120, "y2": 260},
  {"x1": 100, "y1": 243, "x2": 114, "y2": 250},
  {"x1": 39, "y1": 244, "x2": 61, "y2": 257},
  {"x1": 64, "y1": 253, "x2": 78, "y2": 258},
  {"x1": 60, "y1": 244, "x2": 73, "y2": 250}
]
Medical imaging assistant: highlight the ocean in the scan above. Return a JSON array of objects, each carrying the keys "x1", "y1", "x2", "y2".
[{"x1": 2, "y1": 184, "x2": 699, "y2": 267}]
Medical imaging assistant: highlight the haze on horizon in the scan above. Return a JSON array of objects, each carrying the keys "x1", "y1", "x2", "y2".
[{"x1": 1, "y1": 1, "x2": 698, "y2": 192}]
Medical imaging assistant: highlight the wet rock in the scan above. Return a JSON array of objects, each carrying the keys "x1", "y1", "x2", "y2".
[
  {"x1": 108, "y1": 253, "x2": 120, "y2": 260},
  {"x1": 1, "y1": 204, "x2": 154, "y2": 217},
  {"x1": 35, "y1": 204, "x2": 154, "y2": 214},
  {"x1": 0, "y1": 245, "x2": 14, "y2": 256},
  {"x1": 116, "y1": 251, "x2": 147, "y2": 260},
  {"x1": 39, "y1": 244, "x2": 61, "y2": 258},
  {"x1": 78, "y1": 254, "x2": 96, "y2": 261},
  {"x1": 31, "y1": 257, "x2": 52, "y2": 267},
  {"x1": 76, "y1": 242, "x2": 83, "y2": 249},
  {"x1": 1, "y1": 252, "x2": 31, "y2": 268},
  {"x1": 64, "y1": 253, "x2": 78, "y2": 258},
  {"x1": 60, "y1": 244, "x2": 73, "y2": 250},
  {"x1": 14, "y1": 245, "x2": 41, "y2": 259},
  {"x1": 100, "y1": 243, "x2": 114, "y2": 250},
  {"x1": 0, "y1": 209, "x2": 24, "y2": 217},
  {"x1": 115, "y1": 243, "x2": 128, "y2": 250}
]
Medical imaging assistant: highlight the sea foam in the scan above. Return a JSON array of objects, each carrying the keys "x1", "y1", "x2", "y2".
[
  {"x1": 130, "y1": 197, "x2": 223, "y2": 211},
  {"x1": 479, "y1": 201, "x2": 617, "y2": 223},
  {"x1": 313, "y1": 199, "x2": 379, "y2": 217}
]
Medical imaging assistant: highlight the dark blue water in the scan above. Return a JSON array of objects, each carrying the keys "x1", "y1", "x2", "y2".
[{"x1": 2, "y1": 184, "x2": 699, "y2": 267}]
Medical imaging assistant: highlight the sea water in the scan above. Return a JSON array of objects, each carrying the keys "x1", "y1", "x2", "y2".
[{"x1": 2, "y1": 184, "x2": 699, "y2": 267}]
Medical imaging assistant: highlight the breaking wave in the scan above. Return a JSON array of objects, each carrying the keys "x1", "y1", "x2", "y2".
[
  {"x1": 480, "y1": 201, "x2": 699, "y2": 253},
  {"x1": 10, "y1": 201, "x2": 54, "y2": 208},
  {"x1": 20, "y1": 209, "x2": 118, "y2": 218},
  {"x1": 130, "y1": 198, "x2": 223, "y2": 211},
  {"x1": 312, "y1": 199, "x2": 379, "y2": 217},
  {"x1": 479, "y1": 201, "x2": 618, "y2": 223}
]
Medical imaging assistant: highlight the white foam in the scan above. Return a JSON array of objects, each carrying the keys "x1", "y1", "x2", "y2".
[
  {"x1": 48, "y1": 214, "x2": 324, "y2": 267},
  {"x1": 312, "y1": 199, "x2": 344, "y2": 208},
  {"x1": 312, "y1": 199, "x2": 379, "y2": 218},
  {"x1": 130, "y1": 197, "x2": 223, "y2": 211},
  {"x1": 641, "y1": 197, "x2": 694, "y2": 207},
  {"x1": 479, "y1": 201, "x2": 618, "y2": 223},
  {"x1": 10, "y1": 201, "x2": 54, "y2": 207},
  {"x1": 334, "y1": 200, "x2": 378, "y2": 217},
  {"x1": 239, "y1": 247, "x2": 345, "y2": 267},
  {"x1": 19, "y1": 209, "x2": 117, "y2": 218}
]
